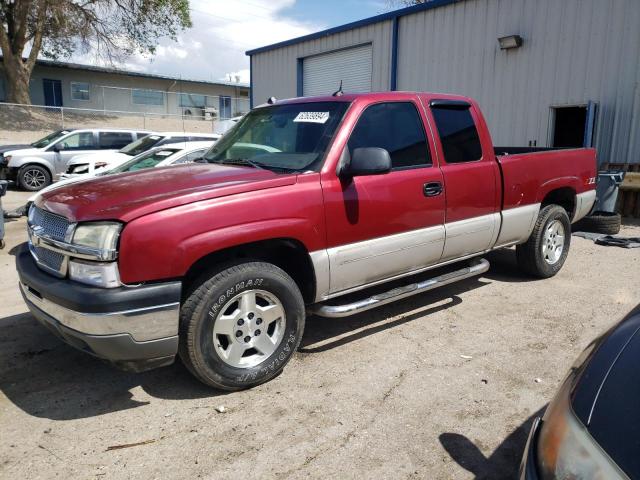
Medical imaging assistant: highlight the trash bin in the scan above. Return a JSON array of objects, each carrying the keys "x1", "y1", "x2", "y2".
[
  {"x1": 0, "y1": 180, "x2": 8, "y2": 249},
  {"x1": 594, "y1": 171, "x2": 625, "y2": 213}
]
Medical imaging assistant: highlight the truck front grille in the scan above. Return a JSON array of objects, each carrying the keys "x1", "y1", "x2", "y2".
[
  {"x1": 34, "y1": 246, "x2": 65, "y2": 272},
  {"x1": 30, "y1": 206, "x2": 70, "y2": 241}
]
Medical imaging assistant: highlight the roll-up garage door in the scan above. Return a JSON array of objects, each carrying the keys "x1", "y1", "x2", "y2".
[{"x1": 302, "y1": 44, "x2": 372, "y2": 97}]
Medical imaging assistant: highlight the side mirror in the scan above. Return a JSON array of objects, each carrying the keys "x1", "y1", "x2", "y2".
[
  {"x1": 193, "y1": 157, "x2": 207, "y2": 163},
  {"x1": 51, "y1": 144, "x2": 61, "y2": 152},
  {"x1": 341, "y1": 147, "x2": 391, "y2": 177}
]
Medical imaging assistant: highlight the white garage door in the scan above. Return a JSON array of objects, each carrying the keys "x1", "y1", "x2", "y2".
[{"x1": 302, "y1": 44, "x2": 372, "y2": 97}]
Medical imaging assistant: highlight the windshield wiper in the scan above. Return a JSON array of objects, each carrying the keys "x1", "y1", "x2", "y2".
[{"x1": 215, "y1": 158, "x2": 266, "y2": 170}]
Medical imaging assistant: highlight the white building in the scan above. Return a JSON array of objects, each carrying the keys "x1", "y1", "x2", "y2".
[{"x1": 247, "y1": 0, "x2": 640, "y2": 168}]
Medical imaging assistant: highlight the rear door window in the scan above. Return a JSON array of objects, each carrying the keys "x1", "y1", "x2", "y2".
[
  {"x1": 99, "y1": 132, "x2": 133, "y2": 149},
  {"x1": 348, "y1": 102, "x2": 430, "y2": 170},
  {"x1": 430, "y1": 106, "x2": 482, "y2": 163}
]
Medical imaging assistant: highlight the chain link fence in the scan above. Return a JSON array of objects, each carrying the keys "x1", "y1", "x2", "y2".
[{"x1": 0, "y1": 100, "x2": 249, "y2": 144}]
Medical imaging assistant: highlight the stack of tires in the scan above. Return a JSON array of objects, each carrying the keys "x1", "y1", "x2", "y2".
[{"x1": 573, "y1": 211, "x2": 621, "y2": 235}]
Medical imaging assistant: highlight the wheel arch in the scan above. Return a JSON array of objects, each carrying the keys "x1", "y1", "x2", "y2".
[
  {"x1": 539, "y1": 185, "x2": 577, "y2": 218},
  {"x1": 182, "y1": 238, "x2": 317, "y2": 305}
]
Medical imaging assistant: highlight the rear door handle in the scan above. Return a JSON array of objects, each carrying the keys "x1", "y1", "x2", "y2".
[{"x1": 423, "y1": 181, "x2": 443, "y2": 197}]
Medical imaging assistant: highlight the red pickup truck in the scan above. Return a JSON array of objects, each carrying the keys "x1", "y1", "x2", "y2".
[{"x1": 17, "y1": 92, "x2": 597, "y2": 390}]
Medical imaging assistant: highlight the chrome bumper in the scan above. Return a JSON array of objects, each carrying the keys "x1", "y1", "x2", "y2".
[
  {"x1": 16, "y1": 244, "x2": 181, "y2": 370},
  {"x1": 20, "y1": 282, "x2": 179, "y2": 342}
]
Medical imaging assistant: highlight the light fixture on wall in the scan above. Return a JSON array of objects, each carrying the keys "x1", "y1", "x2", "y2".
[{"x1": 498, "y1": 35, "x2": 523, "y2": 50}]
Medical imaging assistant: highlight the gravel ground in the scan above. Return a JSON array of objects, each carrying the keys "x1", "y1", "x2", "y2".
[{"x1": 1, "y1": 188, "x2": 638, "y2": 479}]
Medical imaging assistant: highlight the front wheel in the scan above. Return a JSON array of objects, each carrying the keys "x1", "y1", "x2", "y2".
[
  {"x1": 18, "y1": 164, "x2": 51, "y2": 191},
  {"x1": 179, "y1": 261, "x2": 305, "y2": 390},
  {"x1": 516, "y1": 205, "x2": 571, "y2": 278}
]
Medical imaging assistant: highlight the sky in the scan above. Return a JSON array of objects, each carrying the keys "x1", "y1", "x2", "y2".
[{"x1": 73, "y1": 0, "x2": 391, "y2": 85}]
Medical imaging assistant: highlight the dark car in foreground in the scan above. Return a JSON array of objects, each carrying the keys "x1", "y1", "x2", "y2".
[{"x1": 521, "y1": 304, "x2": 640, "y2": 479}]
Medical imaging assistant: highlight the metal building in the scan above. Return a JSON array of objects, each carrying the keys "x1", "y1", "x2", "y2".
[{"x1": 246, "y1": 0, "x2": 640, "y2": 167}]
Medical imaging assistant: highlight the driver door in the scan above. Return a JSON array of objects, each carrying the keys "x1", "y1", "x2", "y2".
[
  {"x1": 51, "y1": 131, "x2": 97, "y2": 174},
  {"x1": 321, "y1": 99, "x2": 446, "y2": 295}
]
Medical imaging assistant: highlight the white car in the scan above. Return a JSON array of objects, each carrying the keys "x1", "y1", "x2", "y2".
[
  {"x1": 2, "y1": 128, "x2": 150, "y2": 190},
  {"x1": 28, "y1": 142, "x2": 215, "y2": 204},
  {"x1": 63, "y1": 131, "x2": 221, "y2": 178}
]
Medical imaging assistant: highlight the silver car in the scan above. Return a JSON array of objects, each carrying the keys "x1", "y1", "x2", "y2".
[{"x1": 2, "y1": 128, "x2": 149, "y2": 191}]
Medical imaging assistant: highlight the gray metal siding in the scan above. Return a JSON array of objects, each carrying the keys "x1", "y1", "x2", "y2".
[
  {"x1": 396, "y1": 0, "x2": 640, "y2": 165},
  {"x1": 251, "y1": 21, "x2": 393, "y2": 105}
]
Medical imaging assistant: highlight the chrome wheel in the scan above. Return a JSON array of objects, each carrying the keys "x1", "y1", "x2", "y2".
[
  {"x1": 542, "y1": 219, "x2": 565, "y2": 265},
  {"x1": 212, "y1": 289, "x2": 286, "y2": 368},
  {"x1": 23, "y1": 168, "x2": 47, "y2": 189}
]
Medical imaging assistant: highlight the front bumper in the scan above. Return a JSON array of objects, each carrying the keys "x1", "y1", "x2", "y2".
[
  {"x1": 519, "y1": 416, "x2": 542, "y2": 480},
  {"x1": 16, "y1": 244, "x2": 182, "y2": 372}
]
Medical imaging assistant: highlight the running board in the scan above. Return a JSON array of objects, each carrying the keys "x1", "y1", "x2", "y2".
[{"x1": 311, "y1": 258, "x2": 490, "y2": 318}]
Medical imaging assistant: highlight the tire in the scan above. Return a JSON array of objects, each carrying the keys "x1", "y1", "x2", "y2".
[
  {"x1": 18, "y1": 164, "x2": 51, "y2": 191},
  {"x1": 179, "y1": 261, "x2": 305, "y2": 390},
  {"x1": 516, "y1": 205, "x2": 571, "y2": 278},
  {"x1": 573, "y1": 211, "x2": 621, "y2": 235}
]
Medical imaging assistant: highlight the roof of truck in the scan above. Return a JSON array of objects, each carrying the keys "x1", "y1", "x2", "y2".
[{"x1": 258, "y1": 91, "x2": 474, "y2": 107}]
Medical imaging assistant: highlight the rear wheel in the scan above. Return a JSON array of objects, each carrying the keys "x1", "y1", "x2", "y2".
[
  {"x1": 179, "y1": 261, "x2": 305, "y2": 390},
  {"x1": 18, "y1": 164, "x2": 51, "y2": 191},
  {"x1": 516, "y1": 205, "x2": 571, "y2": 278}
]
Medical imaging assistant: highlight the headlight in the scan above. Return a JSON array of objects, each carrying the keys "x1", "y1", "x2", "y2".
[
  {"x1": 69, "y1": 259, "x2": 120, "y2": 288},
  {"x1": 536, "y1": 374, "x2": 626, "y2": 478},
  {"x1": 73, "y1": 222, "x2": 121, "y2": 251}
]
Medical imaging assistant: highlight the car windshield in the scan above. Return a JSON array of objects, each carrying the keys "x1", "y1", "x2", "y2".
[
  {"x1": 31, "y1": 130, "x2": 70, "y2": 148},
  {"x1": 119, "y1": 134, "x2": 163, "y2": 156},
  {"x1": 203, "y1": 101, "x2": 349, "y2": 173},
  {"x1": 104, "y1": 148, "x2": 180, "y2": 174}
]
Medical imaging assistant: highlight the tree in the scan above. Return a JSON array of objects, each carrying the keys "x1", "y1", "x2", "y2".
[
  {"x1": 0, "y1": 0, "x2": 191, "y2": 104},
  {"x1": 387, "y1": 0, "x2": 428, "y2": 8}
]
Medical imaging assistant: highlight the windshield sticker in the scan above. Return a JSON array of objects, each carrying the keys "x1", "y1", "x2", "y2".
[{"x1": 293, "y1": 112, "x2": 330, "y2": 124}]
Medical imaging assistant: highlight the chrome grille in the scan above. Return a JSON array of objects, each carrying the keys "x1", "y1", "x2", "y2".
[
  {"x1": 31, "y1": 206, "x2": 70, "y2": 241},
  {"x1": 34, "y1": 246, "x2": 65, "y2": 272}
]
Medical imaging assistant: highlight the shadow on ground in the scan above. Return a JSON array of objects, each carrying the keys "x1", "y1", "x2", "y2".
[
  {"x1": 439, "y1": 407, "x2": 546, "y2": 479},
  {"x1": 1, "y1": 250, "x2": 528, "y2": 420}
]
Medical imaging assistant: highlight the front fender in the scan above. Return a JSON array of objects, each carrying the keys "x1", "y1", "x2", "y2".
[{"x1": 8, "y1": 155, "x2": 54, "y2": 175}]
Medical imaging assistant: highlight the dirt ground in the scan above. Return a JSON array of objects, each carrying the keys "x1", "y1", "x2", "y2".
[{"x1": 1, "y1": 188, "x2": 638, "y2": 480}]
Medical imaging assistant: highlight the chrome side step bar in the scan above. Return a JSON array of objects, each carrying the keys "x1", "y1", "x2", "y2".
[{"x1": 311, "y1": 258, "x2": 490, "y2": 318}]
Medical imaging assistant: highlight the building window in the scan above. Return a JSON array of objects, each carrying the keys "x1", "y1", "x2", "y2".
[
  {"x1": 70, "y1": 82, "x2": 90, "y2": 101},
  {"x1": 348, "y1": 102, "x2": 430, "y2": 170},
  {"x1": 430, "y1": 106, "x2": 482, "y2": 163},
  {"x1": 132, "y1": 89, "x2": 164, "y2": 106},
  {"x1": 179, "y1": 93, "x2": 207, "y2": 108},
  {"x1": 219, "y1": 96, "x2": 231, "y2": 119}
]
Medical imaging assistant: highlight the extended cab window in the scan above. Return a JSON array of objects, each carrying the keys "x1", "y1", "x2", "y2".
[
  {"x1": 204, "y1": 101, "x2": 349, "y2": 173},
  {"x1": 348, "y1": 102, "x2": 430, "y2": 169},
  {"x1": 430, "y1": 105, "x2": 482, "y2": 163}
]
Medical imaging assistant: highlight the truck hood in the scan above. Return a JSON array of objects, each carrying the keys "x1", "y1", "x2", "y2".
[{"x1": 37, "y1": 163, "x2": 297, "y2": 223}]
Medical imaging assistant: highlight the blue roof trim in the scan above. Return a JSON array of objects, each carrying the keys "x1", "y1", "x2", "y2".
[{"x1": 245, "y1": 0, "x2": 463, "y2": 56}]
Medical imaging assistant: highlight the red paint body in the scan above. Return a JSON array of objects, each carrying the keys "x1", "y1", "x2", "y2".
[{"x1": 37, "y1": 92, "x2": 597, "y2": 285}]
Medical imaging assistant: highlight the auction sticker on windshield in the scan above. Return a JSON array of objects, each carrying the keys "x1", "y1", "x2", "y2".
[{"x1": 293, "y1": 112, "x2": 330, "y2": 124}]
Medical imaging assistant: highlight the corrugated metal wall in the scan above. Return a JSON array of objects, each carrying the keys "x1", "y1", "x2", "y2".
[
  {"x1": 397, "y1": 0, "x2": 640, "y2": 165},
  {"x1": 250, "y1": 0, "x2": 640, "y2": 165},
  {"x1": 251, "y1": 20, "x2": 393, "y2": 105}
]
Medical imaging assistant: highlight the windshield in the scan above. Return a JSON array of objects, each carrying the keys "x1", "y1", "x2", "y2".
[
  {"x1": 203, "y1": 101, "x2": 349, "y2": 173},
  {"x1": 31, "y1": 130, "x2": 70, "y2": 148},
  {"x1": 105, "y1": 148, "x2": 180, "y2": 174},
  {"x1": 119, "y1": 134, "x2": 163, "y2": 156}
]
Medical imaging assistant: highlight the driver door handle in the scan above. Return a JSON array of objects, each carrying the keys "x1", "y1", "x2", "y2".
[{"x1": 423, "y1": 181, "x2": 443, "y2": 197}]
